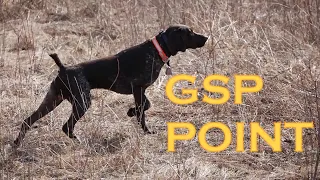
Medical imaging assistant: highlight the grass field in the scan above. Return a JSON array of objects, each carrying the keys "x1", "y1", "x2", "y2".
[{"x1": 1, "y1": 0, "x2": 320, "y2": 179}]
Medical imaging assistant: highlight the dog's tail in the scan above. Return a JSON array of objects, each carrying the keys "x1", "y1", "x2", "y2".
[{"x1": 49, "y1": 53, "x2": 65, "y2": 70}]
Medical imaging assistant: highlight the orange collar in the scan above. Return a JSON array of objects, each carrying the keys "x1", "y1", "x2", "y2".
[{"x1": 151, "y1": 37, "x2": 169, "y2": 62}]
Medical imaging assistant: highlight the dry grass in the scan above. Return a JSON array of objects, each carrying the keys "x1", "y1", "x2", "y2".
[{"x1": 1, "y1": 0, "x2": 320, "y2": 179}]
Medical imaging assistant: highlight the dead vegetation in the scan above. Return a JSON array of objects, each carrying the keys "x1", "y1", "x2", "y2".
[{"x1": 1, "y1": 0, "x2": 320, "y2": 179}]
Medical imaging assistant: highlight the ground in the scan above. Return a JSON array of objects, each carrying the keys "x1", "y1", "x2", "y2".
[{"x1": 0, "y1": 0, "x2": 320, "y2": 179}]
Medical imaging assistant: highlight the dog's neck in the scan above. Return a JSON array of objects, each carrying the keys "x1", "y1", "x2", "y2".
[
  {"x1": 152, "y1": 32, "x2": 174, "y2": 75},
  {"x1": 152, "y1": 37, "x2": 168, "y2": 62},
  {"x1": 154, "y1": 32, "x2": 172, "y2": 61}
]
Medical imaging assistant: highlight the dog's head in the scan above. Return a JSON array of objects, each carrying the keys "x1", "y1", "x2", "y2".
[{"x1": 163, "y1": 25, "x2": 208, "y2": 56}]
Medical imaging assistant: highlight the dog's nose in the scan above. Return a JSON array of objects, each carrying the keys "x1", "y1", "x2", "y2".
[{"x1": 204, "y1": 35, "x2": 210, "y2": 41}]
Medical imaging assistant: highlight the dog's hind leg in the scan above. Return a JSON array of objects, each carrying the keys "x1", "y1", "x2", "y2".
[
  {"x1": 62, "y1": 75, "x2": 91, "y2": 141},
  {"x1": 62, "y1": 97, "x2": 91, "y2": 140},
  {"x1": 14, "y1": 84, "x2": 63, "y2": 147}
]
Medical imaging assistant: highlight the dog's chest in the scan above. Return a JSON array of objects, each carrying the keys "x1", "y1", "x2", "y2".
[{"x1": 138, "y1": 55, "x2": 163, "y2": 85}]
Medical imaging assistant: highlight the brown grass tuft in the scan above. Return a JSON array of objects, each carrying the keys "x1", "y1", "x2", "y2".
[{"x1": 1, "y1": 0, "x2": 320, "y2": 179}]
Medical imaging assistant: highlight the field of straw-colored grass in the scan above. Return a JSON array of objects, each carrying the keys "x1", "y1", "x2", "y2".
[{"x1": 1, "y1": 0, "x2": 320, "y2": 179}]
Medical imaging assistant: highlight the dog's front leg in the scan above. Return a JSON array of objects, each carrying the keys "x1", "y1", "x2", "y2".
[
  {"x1": 132, "y1": 87, "x2": 154, "y2": 134},
  {"x1": 127, "y1": 95, "x2": 150, "y2": 117}
]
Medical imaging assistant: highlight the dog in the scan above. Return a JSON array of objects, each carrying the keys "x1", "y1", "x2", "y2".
[{"x1": 13, "y1": 24, "x2": 208, "y2": 147}]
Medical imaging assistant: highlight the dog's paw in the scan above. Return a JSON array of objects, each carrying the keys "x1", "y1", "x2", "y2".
[
  {"x1": 13, "y1": 139, "x2": 20, "y2": 148},
  {"x1": 72, "y1": 136, "x2": 81, "y2": 144},
  {"x1": 68, "y1": 134, "x2": 81, "y2": 144},
  {"x1": 145, "y1": 130, "x2": 156, "y2": 134},
  {"x1": 127, "y1": 108, "x2": 136, "y2": 117}
]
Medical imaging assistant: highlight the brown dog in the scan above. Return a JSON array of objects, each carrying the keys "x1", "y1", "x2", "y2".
[{"x1": 14, "y1": 24, "x2": 208, "y2": 147}]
